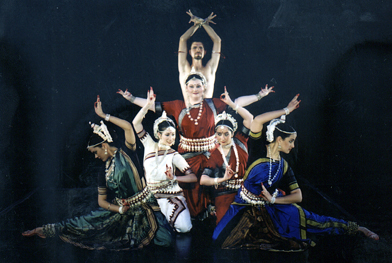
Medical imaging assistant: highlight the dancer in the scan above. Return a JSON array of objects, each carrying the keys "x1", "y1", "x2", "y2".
[
  {"x1": 118, "y1": 72, "x2": 273, "y2": 218},
  {"x1": 213, "y1": 94, "x2": 379, "y2": 251},
  {"x1": 179, "y1": 10, "x2": 221, "y2": 100},
  {"x1": 22, "y1": 96, "x2": 173, "y2": 250},
  {"x1": 200, "y1": 92, "x2": 253, "y2": 224},
  {"x1": 132, "y1": 90, "x2": 196, "y2": 233}
]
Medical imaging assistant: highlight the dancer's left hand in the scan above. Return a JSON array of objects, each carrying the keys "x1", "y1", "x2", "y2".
[
  {"x1": 259, "y1": 84, "x2": 275, "y2": 98},
  {"x1": 220, "y1": 86, "x2": 233, "y2": 104}
]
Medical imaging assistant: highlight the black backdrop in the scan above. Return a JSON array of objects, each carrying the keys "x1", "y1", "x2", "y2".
[{"x1": 1, "y1": 1, "x2": 391, "y2": 262}]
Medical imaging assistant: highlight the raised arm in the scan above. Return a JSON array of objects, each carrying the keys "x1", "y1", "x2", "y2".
[
  {"x1": 233, "y1": 84, "x2": 275, "y2": 107},
  {"x1": 202, "y1": 12, "x2": 221, "y2": 73},
  {"x1": 117, "y1": 87, "x2": 156, "y2": 112},
  {"x1": 250, "y1": 94, "x2": 301, "y2": 133},
  {"x1": 178, "y1": 10, "x2": 203, "y2": 74},
  {"x1": 132, "y1": 89, "x2": 156, "y2": 133},
  {"x1": 220, "y1": 87, "x2": 253, "y2": 129},
  {"x1": 94, "y1": 96, "x2": 136, "y2": 149}
]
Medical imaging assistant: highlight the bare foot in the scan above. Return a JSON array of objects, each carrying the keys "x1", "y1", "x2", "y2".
[
  {"x1": 22, "y1": 227, "x2": 46, "y2": 238},
  {"x1": 358, "y1": 226, "x2": 379, "y2": 241}
]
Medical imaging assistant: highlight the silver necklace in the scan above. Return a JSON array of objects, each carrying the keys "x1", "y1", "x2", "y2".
[{"x1": 267, "y1": 145, "x2": 281, "y2": 186}]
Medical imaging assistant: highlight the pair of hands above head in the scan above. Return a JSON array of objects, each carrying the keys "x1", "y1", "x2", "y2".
[{"x1": 186, "y1": 10, "x2": 217, "y2": 26}]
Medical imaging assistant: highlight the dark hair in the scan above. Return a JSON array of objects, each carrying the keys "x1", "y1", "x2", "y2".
[
  {"x1": 87, "y1": 133, "x2": 105, "y2": 148},
  {"x1": 188, "y1": 40, "x2": 205, "y2": 50},
  {"x1": 215, "y1": 121, "x2": 234, "y2": 133},
  {"x1": 87, "y1": 126, "x2": 118, "y2": 148},
  {"x1": 157, "y1": 120, "x2": 176, "y2": 133}
]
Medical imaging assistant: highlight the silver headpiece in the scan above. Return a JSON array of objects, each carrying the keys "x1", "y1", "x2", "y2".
[
  {"x1": 215, "y1": 111, "x2": 237, "y2": 133},
  {"x1": 153, "y1": 111, "x2": 176, "y2": 139},
  {"x1": 185, "y1": 72, "x2": 207, "y2": 86},
  {"x1": 88, "y1": 120, "x2": 113, "y2": 148}
]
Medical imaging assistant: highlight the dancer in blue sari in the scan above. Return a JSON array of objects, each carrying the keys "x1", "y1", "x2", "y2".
[
  {"x1": 213, "y1": 94, "x2": 378, "y2": 251},
  {"x1": 22, "y1": 96, "x2": 173, "y2": 250}
]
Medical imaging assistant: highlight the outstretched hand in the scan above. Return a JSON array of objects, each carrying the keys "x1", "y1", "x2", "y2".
[
  {"x1": 117, "y1": 89, "x2": 133, "y2": 101},
  {"x1": 165, "y1": 164, "x2": 174, "y2": 180},
  {"x1": 144, "y1": 87, "x2": 156, "y2": 108},
  {"x1": 204, "y1": 12, "x2": 217, "y2": 25},
  {"x1": 94, "y1": 95, "x2": 105, "y2": 118},
  {"x1": 259, "y1": 84, "x2": 275, "y2": 98},
  {"x1": 219, "y1": 86, "x2": 233, "y2": 105},
  {"x1": 286, "y1": 94, "x2": 301, "y2": 113},
  {"x1": 186, "y1": 10, "x2": 205, "y2": 25}
]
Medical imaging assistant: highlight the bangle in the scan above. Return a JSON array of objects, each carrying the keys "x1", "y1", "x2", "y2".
[
  {"x1": 283, "y1": 107, "x2": 290, "y2": 115},
  {"x1": 119, "y1": 206, "x2": 124, "y2": 214},
  {"x1": 105, "y1": 114, "x2": 111, "y2": 122},
  {"x1": 107, "y1": 203, "x2": 111, "y2": 210},
  {"x1": 270, "y1": 189, "x2": 279, "y2": 204},
  {"x1": 256, "y1": 93, "x2": 263, "y2": 101},
  {"x1": 199, "y1": 20, "x2": 206, "y2": 28},
  {"x1": 129, "y1": 95, "x2": 136, "y2": 103},
  {"x1": 214, "y1": 178, "x2": 219, "y2": 189}
]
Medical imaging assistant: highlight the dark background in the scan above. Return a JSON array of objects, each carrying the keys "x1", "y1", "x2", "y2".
[{"x1": 1, "y1": 1, "x2": 391, "y2": 262}]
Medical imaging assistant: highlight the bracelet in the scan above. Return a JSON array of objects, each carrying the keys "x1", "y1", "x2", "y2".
[
  {"x1": 107, "y1": 203, "x2": 111, "y2": 210},
  {"x1": 270, "y1": 189, "x2": 279, "y2": 204},
  {"x1": 256, "y1": 93, "x2": 263, "y2": 101},
  {"x1": 129, "y1": 95, "x2": 136, "y2": 103},
  {"x1": 199, "y1": 20, "x2": 206, "y2": 28},
  {"x1": 283, "y1": 107, "x2": 290, "y2": 115},
  {"x1": 234, "y1": 104, "x2": 239, "y2": 113},
  {"x1": 105, "y1": 114, "x2": 111, "y2": 122},
  {"x1": 214, "y1": 178, "x2": 219, "y2": 189},
  {"x1": 119, "y1": 206, "x2": 124, "y2": 214}
]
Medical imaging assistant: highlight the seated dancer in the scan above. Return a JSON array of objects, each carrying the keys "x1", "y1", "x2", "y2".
[
  {"x1": 132, "y1": 90, "x2": 197, "y2": 233},
  {"x1": 118, "y1": 73, "x2": 274, "y2": 219},
  {"x1": 179, "y1": 10, "x2": 221, "y2": 100},
  {"x1": 200, "y1": 92, "x2": 253, "y2": 224},
  {"x1": 22, "y1": 96, "x2": 173, "y2": 250},
  {"x1": 213, "y1": 94, "x2": 379, "y2": 251}
]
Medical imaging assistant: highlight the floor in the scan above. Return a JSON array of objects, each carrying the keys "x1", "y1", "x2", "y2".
[{"x1": 1, "y1": 186, "x2": 390, "y2": 263}]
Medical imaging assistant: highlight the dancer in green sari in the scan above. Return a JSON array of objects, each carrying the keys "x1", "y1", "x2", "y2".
[{"x1": 22, "y1": 96, "x2": 173, "y2": 250}]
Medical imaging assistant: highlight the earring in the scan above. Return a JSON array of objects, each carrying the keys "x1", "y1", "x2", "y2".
[
  {"x1": 104, "y1": 148, "x2": 108, "y2": 155},
  {"x1": 278, "y1": 144, "x2": 281, "y2": 149}
]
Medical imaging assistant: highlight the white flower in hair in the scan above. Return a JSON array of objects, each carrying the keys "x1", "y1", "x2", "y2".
[{"x1": 266, "y1": 115, "x2": 286, "y2": 142}]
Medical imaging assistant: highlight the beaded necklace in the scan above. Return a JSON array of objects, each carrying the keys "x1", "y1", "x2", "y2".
[
  {"x1": 267, "y1": 145, "x2": 281, "y2": 186},
  {"x1": 105, "y1": 150, "x2": 118, "y2": 186},
  {"x1": 186, "y1": 101, "x2": 203, "y2": 125},
  {"x1": 218, "y1": 140, "x2": 239, "y2": 179}
]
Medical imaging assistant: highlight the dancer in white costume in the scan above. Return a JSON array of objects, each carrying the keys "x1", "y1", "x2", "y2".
[{"x1": 133, "y1": 90, "x2": 196, "y2": 233}]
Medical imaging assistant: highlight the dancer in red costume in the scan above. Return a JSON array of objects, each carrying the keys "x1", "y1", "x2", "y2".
[{"x1": 118, "y1": 73, "x2": 273, "y2": 218}]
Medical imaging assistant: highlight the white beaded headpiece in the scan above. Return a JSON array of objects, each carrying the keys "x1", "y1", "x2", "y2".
[
  {"x1": 185, "y1": 72, "x2": 207, "y2": 86},
  {"x1": 153, "y1": 111, "x2": 176, "y2": 139},
  {"x1": 215, "y1": 111, "x2": 237, "y2": 133},
  {"x1": 88, "y1": 120, "x2": 113, "y2": 148}
]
